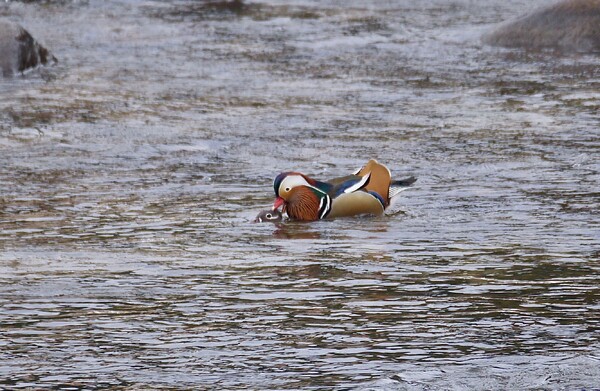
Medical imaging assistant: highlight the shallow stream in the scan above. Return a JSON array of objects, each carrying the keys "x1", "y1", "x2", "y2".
[{"x1": 1, "y1": 0, "x2": 599, "y2": 389}]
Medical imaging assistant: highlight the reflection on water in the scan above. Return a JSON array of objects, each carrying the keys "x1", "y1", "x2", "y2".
[{"x1": 1, "y1": 0, "x2": 599, "y2": 389}]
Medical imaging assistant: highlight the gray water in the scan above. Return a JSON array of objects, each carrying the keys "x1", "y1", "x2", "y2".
[{"x1": 1, "y1": 0, "x2": 599, "y2": 389}]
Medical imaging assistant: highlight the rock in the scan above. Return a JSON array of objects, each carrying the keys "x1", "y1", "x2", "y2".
[
  {"x1": 0, "y1": 19, "x2": 57, "y2": 77},
  {"x1": 484, "y1": 0, "x2": 600, "y2": 53}
]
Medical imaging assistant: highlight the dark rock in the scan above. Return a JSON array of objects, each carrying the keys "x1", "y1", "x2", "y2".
[
  {"x1": 484, "y1": 0, "x2": 600, "y2": 53},
  {"x1": 0, "y1": 19, "x2": 57, "y2": 77}
]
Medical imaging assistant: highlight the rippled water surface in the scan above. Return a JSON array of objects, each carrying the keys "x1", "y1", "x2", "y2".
[{"x1": 1, "y1": 0, "x2": 599, "y2": 389}]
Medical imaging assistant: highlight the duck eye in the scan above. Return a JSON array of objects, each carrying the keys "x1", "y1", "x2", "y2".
[
  {"x1": 266, "y1": 213, "x2": 272, "y2": 219},
  {"x1": 285, "y1": 187, "x2": 290, "y2": 192}
]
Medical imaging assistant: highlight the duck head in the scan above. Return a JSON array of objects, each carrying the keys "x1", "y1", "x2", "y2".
[
  {"x1": 254, "y1": 209, "x2": 283, "y2": 223},
  {"x1": 272, "y1": 172, "x2": 313, "y2": 210},
  {"x1": 272, "y1": 172, "x2": 331, "y2": 221}
]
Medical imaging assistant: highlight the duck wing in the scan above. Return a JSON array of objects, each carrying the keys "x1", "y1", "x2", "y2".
[
  {"x1": 319, "y1": 174, "x2": 371, "y2": 198},
  {"x1": 353, "y1": 159, "x2": 392, "y2": 205}
]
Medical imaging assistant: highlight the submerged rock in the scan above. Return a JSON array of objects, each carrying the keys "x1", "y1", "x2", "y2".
[
  {"x1": 0, "y1": 19, "x2": 57, "y2": 77},
  {"x1": 484, "y1": 0, "x2": 600, "y2": 53}
]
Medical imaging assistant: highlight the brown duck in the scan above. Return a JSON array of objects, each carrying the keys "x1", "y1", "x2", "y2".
[{"x1": 272, "y1": 159, "x2": 416, "y2": 221}]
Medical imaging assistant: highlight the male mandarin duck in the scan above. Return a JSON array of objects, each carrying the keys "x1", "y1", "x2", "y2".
[{"x1": 272, "y1": 159, "x2": 416, "y2": 221}]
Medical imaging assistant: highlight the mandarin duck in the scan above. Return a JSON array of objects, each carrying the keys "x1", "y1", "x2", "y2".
[
  {"x1": 272, "y1": 159, "x2": 416, "y2": 221},
  {"x1": 254, "y1": 209, "x2": 283, "y2": 223}
]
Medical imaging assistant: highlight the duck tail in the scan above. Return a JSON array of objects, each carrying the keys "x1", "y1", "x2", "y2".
[{"x1": 388, "y1": 176, "x2": 417, "y2": 200}]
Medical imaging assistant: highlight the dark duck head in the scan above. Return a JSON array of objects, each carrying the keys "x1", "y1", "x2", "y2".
[{"x1": 254, "y1": 209, "x2": 283, "y2": 223}]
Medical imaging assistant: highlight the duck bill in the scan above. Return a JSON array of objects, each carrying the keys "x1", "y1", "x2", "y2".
[{"x1": 273, "y1": 196, "x2": 285, "y2": 211}]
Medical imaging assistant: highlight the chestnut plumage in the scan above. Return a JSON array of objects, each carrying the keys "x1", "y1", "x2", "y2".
[{"x1": 285, "y1": 187, "x2": 322, "y2": 221}]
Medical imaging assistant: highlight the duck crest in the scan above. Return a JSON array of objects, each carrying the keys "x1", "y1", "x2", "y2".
[
  {"x1": 273, "y1": 172, "x2": 291, "y2": 195},
  {"x1": 274, "y1": 172, "x2": 318, "y2": 196}
]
